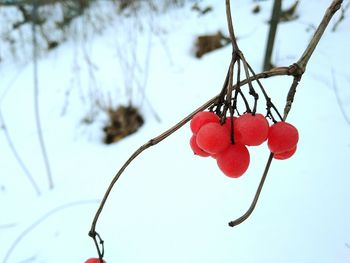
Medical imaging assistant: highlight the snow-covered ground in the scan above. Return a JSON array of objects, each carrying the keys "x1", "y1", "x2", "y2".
[{"x1": 1, "y1": 0, "x2": 350, "y2": 262}]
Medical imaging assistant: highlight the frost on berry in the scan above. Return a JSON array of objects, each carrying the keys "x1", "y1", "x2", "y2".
[
  {"x1": 196, "y1": 122, "x2": 231, "y2": 154},
  {"x1": 268, "y1": 122, "x2": 299, "y2": 154},
  {"x1": 216, "y1": 143, "x2": 250, "y2": 178},
  {"x1": 190, "y1": 111, "x2": 219, "y2": 134},
  {"x1": 234, "y1": 113, "x2": 269, "y2": 146},
  {"x1": 189, "y1": 135, "x2": 210, "y2": 157},
  {"x1": 274, "y1": 146, "x2": 297, "y2": 160},
  {"x1": 85, "y1": 258, "x2": 106, "y2": 263}
]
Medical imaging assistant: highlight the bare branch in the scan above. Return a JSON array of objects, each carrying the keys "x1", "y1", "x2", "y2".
[
  {"x1": 228, "y1": 153, "x2": 273, "y2": 227},
  {"x1": 225, "y1": 0, "x2": 239, "y2": 51},
  {"x1": 228, "y1": 0, "x2": 343, "y2": 227},
  {"x1": 89, "y1": 0, "x2": 343, "y2": 247},
  {"x1": 332, "y1": 0, "x2": 350, "y2": 32},
  {"x1": 297, "y1": 0, "x2": 343, "y2": 72},
  {"x1": 89, "y1": 97, "x2": 217, "y2": 235}
]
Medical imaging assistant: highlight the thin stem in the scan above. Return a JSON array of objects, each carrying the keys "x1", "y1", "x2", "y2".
[
  {"x1": 90, "y1": 232, "x2": 105, "y2": 263},
  {"x1": 88, "y1": 63, "x2": 316, "y2": 235},
  {"x1": 283, "y1": 75, "x2": 301, "y2": 120},
  {"x1": 297, "y1": 0, "x2": 343, "y2": 72},
  {"x1": 246, "y1": 62, "x2": 284, "y2": 121},
  {"x1": 228, "y1": 0, "x2": 343, "y2": 228},
  {"x1": 89, "y1": 97, "x2": 217, "y2": 235},
  {"x1": 0, "y1": 112, "x2": 41, "y2": 195},
  {"x1": 212, "y1": 62, "x2": 232, "y2": 115},
  {"x1": 332, "y1": 0, "x2": 350, "y2": 32},
  {"x1": 222, "y1": 58, "x2": 235, "y2": 122},
  {"x1": 236, "y1": 60, "x2": 250, "y2": 113},
  {"x1": 225, "y1": 0, "x2": 239, "y2": 51},
  {"x1": 228, "y1": 153, "x2": 273, "y2": 227},
  {"x1": 240, "y1": 53, "x2": 258, "y2": 113},
  {"x1": 89, "y1": 0, "x2": 343, "y2": 238}
]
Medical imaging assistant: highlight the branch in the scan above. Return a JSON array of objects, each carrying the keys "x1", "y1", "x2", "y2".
[
  {"x1": 228, "y1": 0, "x2": 343, "y2": 227},
  {"x1": 297, "y1": 0, "x2": 343, "y2": 73},
  {"x1": 225, "y1": 0, "x2": 239, "y2": 52},
  {"x1": 332, "y1": 0, "x2": 350, "y2": 32},
  {"x1": 228, "y1": 153, "x2": 273, "y2": 227},
  {"x1": 89, "y1": 0, "x2": 343, "y2": 251},
  {"x1": 89, "y1": 97, "x2": 217, "y2": 236}
]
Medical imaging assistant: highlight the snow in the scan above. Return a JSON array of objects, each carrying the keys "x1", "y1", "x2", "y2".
[{"x1": 1, "y1": 0, "x2": 350, "y2": 262}]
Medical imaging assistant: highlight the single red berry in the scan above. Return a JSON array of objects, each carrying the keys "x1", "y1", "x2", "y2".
[
  {"x1": 216, "y1": 143, "x2": 250, "y2": 178},
  {"x1": 268, "y1": 122, "x2": 299, "y2": 153},
  {"x1": 190, "y1": 111, "x2": 219, "y2": 134},
  {"x1": 274, "y1": 146, "x2": 297, "y2": 160},
  {"x1": 234, "y1": 113, "x2": 269, "y2": 146},
  {"x1": 189, "y1": 135, "x2": 210, "y2": 157},
  {"x1": 196, "y1": 122, "x2": 231, "y2": 154},
  {"x1": 85, "y1": 258, "x2": 106, "y2": 263}
]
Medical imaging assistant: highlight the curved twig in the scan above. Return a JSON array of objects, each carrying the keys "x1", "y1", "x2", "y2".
[
  {"x1": 228, "y1": 0, "x2": 343, "y2": 227},
  {"x1": 89, "y1": 97, "x2": 217, "y2": 235},
  {"x1": 88, "y1": 1, "x2": 343, "y2": 257},
  {"x1": 88, "y1": 61, "x2": 318, "y2": 236},
  {"x1": 0, "y1": 112, "x2": 41, "y2": 195},
  {"x1": 229, "y1": 153, "x2": 274, "y2": 227}
]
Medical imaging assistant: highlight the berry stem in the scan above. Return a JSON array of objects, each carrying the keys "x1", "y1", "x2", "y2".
[
  {"x1": 239, "y1": 52, "x2": 259, "y2": 114},
  {"x1": 236, "y1": 60, "x2": 251, "y2": 114},
  {"x1": 228, "y1": 153, "x2": 273, "y2": 227},
  {"x1": 245, "y1": 62, "x2": 283, "y2": 121}
]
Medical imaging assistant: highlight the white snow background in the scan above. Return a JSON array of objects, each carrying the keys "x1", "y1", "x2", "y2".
[{"x1": 1, "y1": 0, "x2": 350, "y2": 262}]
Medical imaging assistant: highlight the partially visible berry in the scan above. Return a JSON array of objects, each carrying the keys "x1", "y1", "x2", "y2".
[
  {"x1": 234, "y1": 113, "x2": 269, "y2": 146},
  {"x1": 196, "y1": 123, "x2": 231, "y2": 154},
  {"x1": 189, "y1": 135, "x2": 210, "y2": 157},
  {"x1": 268, "y1": 122, "x2": 299, "y2": 153},
  {"x1": 216, "y1": 143, "x2": 250, "y2": 178},
  {"x1": 85, "y1": 258, "x2": 106, "y2": 263},
  {"x1": 274, "y1": 146, "x2": 297, "y2": 160},
  {"x1": 190, "y1": 111, "x2": 219, "y2": 134}
]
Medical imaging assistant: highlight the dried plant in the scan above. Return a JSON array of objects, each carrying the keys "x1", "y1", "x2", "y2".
[{"x1": 81, "y1": 0, "x2": 342, "y2": 261}]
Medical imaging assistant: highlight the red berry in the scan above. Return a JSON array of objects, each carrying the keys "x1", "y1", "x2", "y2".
[
  {"x1": 189, "y1": 135, "x2": 210, "y2": 157},
  {"x1": 85, "y1": 258, "x2": 106, "y2": 263},
  {"x1": 190, "y1": 111, "x2": 219, "y2": 134},
  {"x1": 196, "y1": 123, "x2": 230, "y2": 154},
  {"x1": 234, "y1": 113, "x2": 269, "y2": 146},
  {"x1": 274, "y1": 146, "x2": 297, "y2": 160},
  {"x1": 216, "y1": 143, "x2": 250, "y2": 178},
  {"x1": 268, "y1": 122, "x2": 299, "y2": 153}
]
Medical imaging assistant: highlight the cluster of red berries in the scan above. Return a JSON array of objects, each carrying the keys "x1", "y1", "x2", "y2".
[{"x1": 189, "y1": 111, "x2": 299, "y2": 178}]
